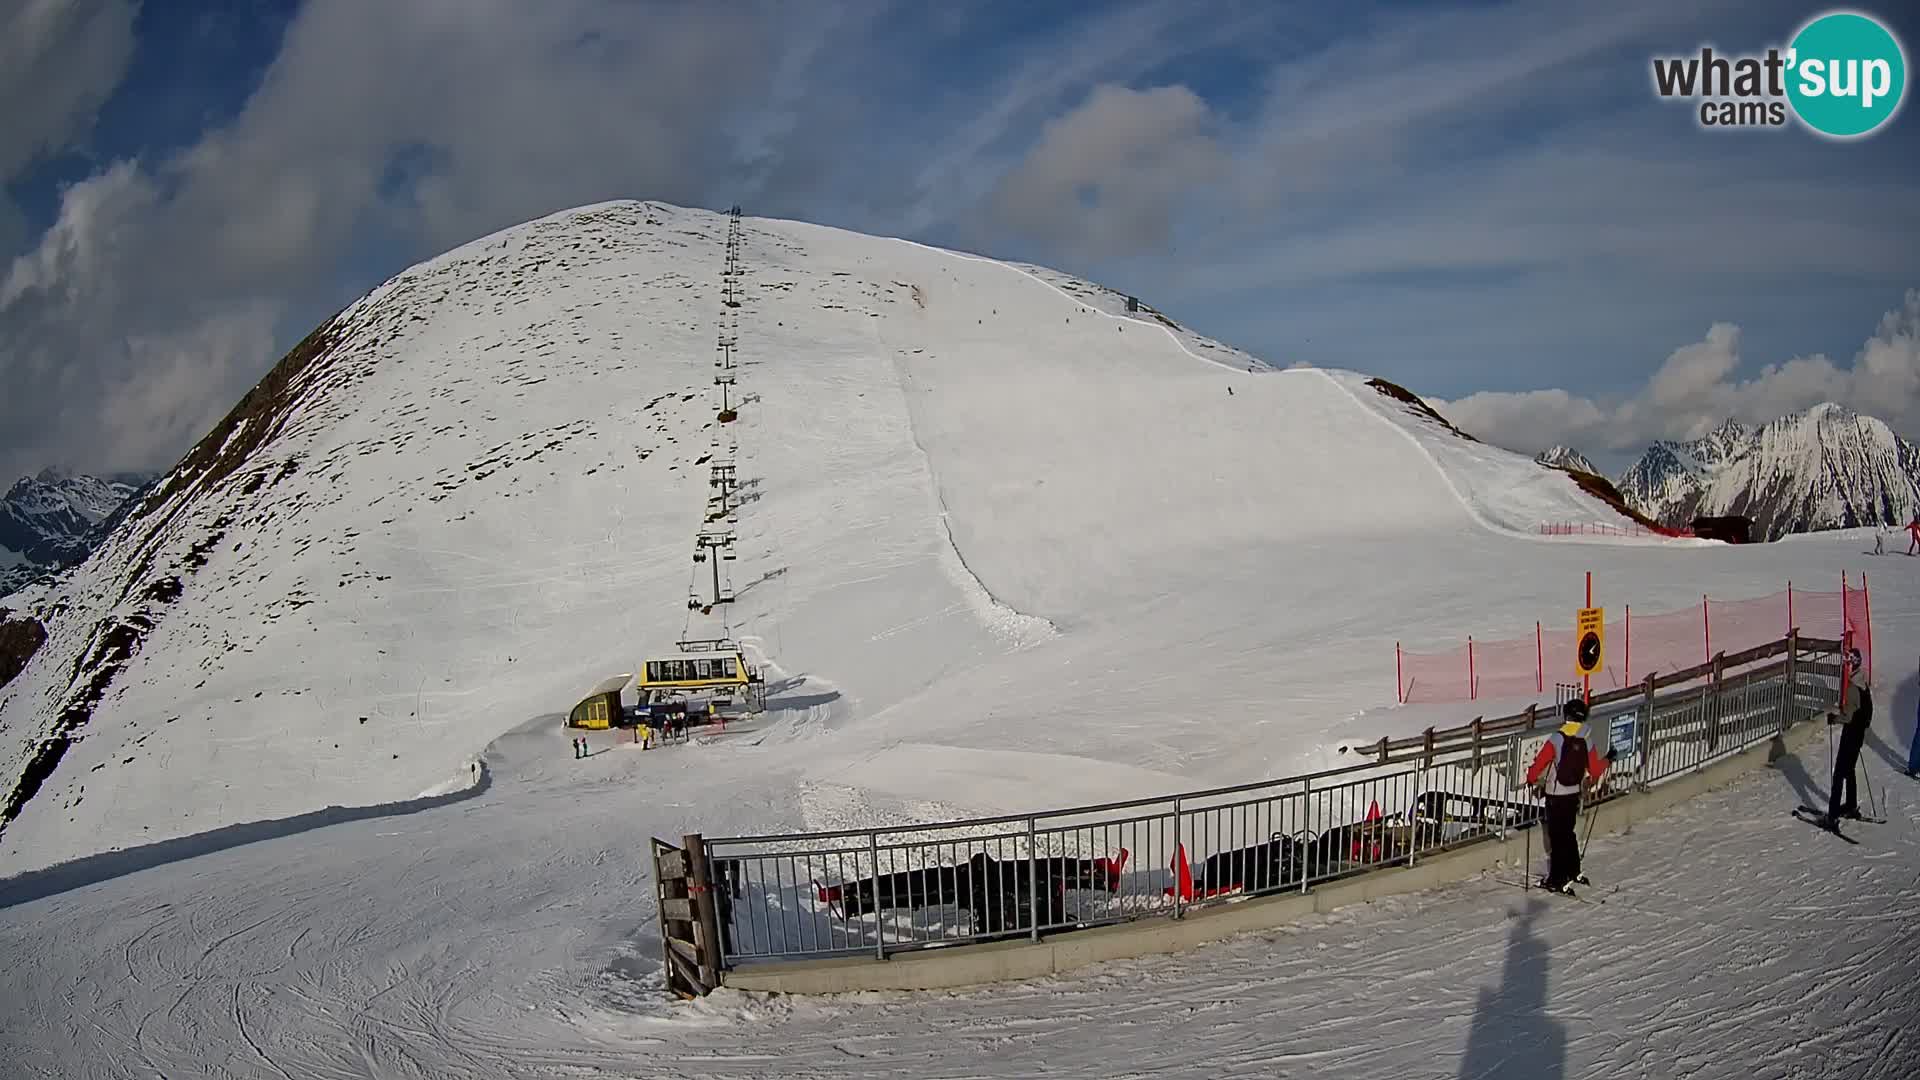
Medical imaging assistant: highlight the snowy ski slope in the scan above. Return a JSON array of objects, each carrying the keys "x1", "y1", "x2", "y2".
[
  {"x1": 0, "y1": 200, "x2": 1644, "y2": 873},
  {"x1": 1, "y1": 202, "x2": 1915, "y2": 1076},
  {"x1": 1, "y1": 603, "x2": 1914, "y2": 1080}
]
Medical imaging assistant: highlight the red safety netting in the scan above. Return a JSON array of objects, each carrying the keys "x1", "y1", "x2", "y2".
[
  {"x1": 1395, "y1": 578, "x2": 1873, "y2": 704},
  {"x1": 1793, "y1": 589, "x2": 1847, "y2": 642},
  {"x1": 1470, "y1": 634, "x2": 1543, "y2": 701},
  {"x1": 1844, "y1": 575, "x2": 1873, "y2": 681},
  {"x1": 1398, "y1": 641, "x2": 1471, "y2": 705}
]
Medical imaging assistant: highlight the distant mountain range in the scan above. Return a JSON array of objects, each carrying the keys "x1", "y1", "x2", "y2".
[
  {"x1": 0, "y1": 469, "x2": 155, "y2": 596},
  {"x1": 1533, "y1": 445, "x2": 1599, "y2": 475},
  {"x1": 1546, "y1": 404, "x2": 1920, "y2": 541}
]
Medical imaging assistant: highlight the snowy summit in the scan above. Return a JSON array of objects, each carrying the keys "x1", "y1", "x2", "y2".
[
  {"x1": 0, "y1": 469, "x2": 151, "y2": 595},
  {"x1": 0, "y1": 201, "x2": 1649, "y2": 874},
  {"x1": 1613, "y1": 408, "x2": 1920, "y2": 539},
  {"x1": 1533, "y1": 445, "x2": 1600, "y2": 476}
]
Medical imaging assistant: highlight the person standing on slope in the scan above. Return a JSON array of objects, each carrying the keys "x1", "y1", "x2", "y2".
[
  {"x1": 1525, "y1": 699, "x2": 1616, "y2": 893},
  {"x1": 1908, "y1": 513, "x2": 1920, "y2": 555},
  {"x1": 1815, "y1": 651, "x2": 1874, "y2": 828}
]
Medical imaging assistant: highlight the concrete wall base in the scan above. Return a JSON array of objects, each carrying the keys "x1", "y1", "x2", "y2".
[{"x1": 720, "y1": 720, "x2": 1822, "y2": 996}]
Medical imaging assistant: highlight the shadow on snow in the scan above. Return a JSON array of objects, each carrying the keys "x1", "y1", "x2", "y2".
[
  {"x1": 0, "y1": 761, "x2": 492, "y2": 912},
  {"x1": 1458, "y1": 898, "x2": 1565, "y2": 1080}
]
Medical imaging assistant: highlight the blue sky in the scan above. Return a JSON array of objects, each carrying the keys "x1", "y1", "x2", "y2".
[{"x1": 2, "y1": 0, "x2": 1917, "y2": 481}]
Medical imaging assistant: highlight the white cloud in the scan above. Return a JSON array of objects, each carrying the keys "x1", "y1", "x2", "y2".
[
  {"x1": 1, "y1": 159, "x2": 154, "y2": 313},
  {"x1": 1645, "y1": 323, "x2": 1740, "y2": 415},
  {"x1": 0, "y1": 0, "x2": 138, "y2": 182},
  {"x1": 893, "y1": 0, "x2": 1271, "y2": 239},
  {"x1": 1, "y1": 0, "x2": 1915, "y2": 485},
  {"x1": 988, "y1": 83, "x2": 1226, "y2": 260},
  {"x1": 1439, "y1": 289, "x2": 1920, "y2": 455},
  {"x1": 100, "y1": 305, "x2": 280, "y2": 474},
  {"x1": 0, "y1": 0, "x2": 780, "y2": 480}
]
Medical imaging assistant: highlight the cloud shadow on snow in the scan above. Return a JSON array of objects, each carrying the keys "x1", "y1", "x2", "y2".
[
  {"x1": 1457, "y1": 898, "x2": 1564, "y2": 1080},
  {"x1": 0, "y1": 761, "x2": 491, "y2": 911}
]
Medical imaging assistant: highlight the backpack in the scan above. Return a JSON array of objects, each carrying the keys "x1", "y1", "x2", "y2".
[{"x1": 1555, "y1": 733, "x2": 1589, "y2": 787}]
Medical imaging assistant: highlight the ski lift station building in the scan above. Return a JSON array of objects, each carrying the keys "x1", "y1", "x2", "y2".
[
  {"x1": 566, "y1": 644, "x2": 765, "y2": 730},
  {"x1": 636, "y1": 640, "x2": 766, "y2": 712},
  {"x1": 569, "y1": 674, "x2": 632, "y2": 730}
]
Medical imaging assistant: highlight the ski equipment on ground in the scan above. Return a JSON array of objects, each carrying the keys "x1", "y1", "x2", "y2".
[
  {"x1": 1791, "y1": 807, "x2": 1861, "y2": 843},
  {"x1": 1798, "y1": 805, "x2": 1886, "y2": 825}
]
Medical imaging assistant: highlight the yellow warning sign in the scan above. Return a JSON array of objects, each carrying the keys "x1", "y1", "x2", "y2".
[{"x1": 1576, "y1": 607, "x2": 1605, "y2": 676}]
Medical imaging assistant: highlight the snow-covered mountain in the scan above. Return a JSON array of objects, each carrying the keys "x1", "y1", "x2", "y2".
[
  {"x1": 1533, "y1": 445, "x2": 1599, "y2": 475},
  {"x1": 1617, "y1": 443, "x2": 1708, "y2": 525},
  {"x1": 0, "y1": 200, "x2": 1652, "y2": 874},
  {"x1": 0, "y1": 469, "x2": 153, "y2": 596},
  {"x1": 1614, "y1": 408, "x2": 1920, "y2": 540},
  {"x1": 2, "y1": 199, "x2": 1912, "y2": 1075}
]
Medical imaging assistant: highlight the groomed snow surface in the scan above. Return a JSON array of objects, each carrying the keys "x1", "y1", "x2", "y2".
[{"x1": 1, "y1": 203, "x2": 1916, "y2": 1077}]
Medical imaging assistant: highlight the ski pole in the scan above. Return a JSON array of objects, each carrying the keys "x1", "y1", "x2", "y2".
[
  {"x1": 1827, "y1": 716, "x2": 1836, "y2": 794},
  {"x1": 1580, "y1": 788, "x2": 1600, "y2": 864}
]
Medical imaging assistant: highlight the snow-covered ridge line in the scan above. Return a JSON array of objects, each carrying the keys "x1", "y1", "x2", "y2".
[
  {"x1": 889, "y1": 234, "x2": 1644, "y2": 546},
  {"x1": 1324, "y1": 371, "x2": 1659, "y2": 544},
  {"x1": 888, "y1": 237, "x2": 1278, "y2": 375}
]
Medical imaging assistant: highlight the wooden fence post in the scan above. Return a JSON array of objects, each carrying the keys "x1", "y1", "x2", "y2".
[
  {"x1": 1708, "y1": 652, "x2": 1726, "y2": 753},
  {"x1": 1639, "y1": 672, "x2": 1658, "y2": 791},
  {"x1": 684, "y1": 832, "x2": 725, "y2": 992},
  {"x1": 1772, "y1": 630, "x2": 1799, "y2": 761},
  {"x1": 652, "y1": 837, "x2": 709, "y2": 998}
]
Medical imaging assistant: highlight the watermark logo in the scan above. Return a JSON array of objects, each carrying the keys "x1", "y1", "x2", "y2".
[{"x1": 1650, "y1": 9, "x2": 1907, "y2": 138}]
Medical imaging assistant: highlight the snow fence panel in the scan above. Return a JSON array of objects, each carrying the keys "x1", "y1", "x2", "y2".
[
  {"x1": 1400, "y1": 641, "x2": 1470, "y2": 704},
  {"x1": 1391, "y1": 584, "x2": 1848, "y2": 705},
  {"x1": 1712, "y1": 592, "x2": 1793, "y2": 660}
]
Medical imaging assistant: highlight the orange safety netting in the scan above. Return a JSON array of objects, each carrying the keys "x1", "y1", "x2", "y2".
[{"x1": 1396, "y1": 578, "x2": 1873, "y2": 705}]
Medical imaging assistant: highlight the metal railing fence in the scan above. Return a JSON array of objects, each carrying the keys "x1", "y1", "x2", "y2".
[{"x1": 699, "y1": 634, "x2": 1841, "y2": 969}]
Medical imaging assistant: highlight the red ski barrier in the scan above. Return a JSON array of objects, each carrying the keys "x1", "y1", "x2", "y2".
[{"x1": 1396, "y1": 579, "x2": 1867, "y2": 704}]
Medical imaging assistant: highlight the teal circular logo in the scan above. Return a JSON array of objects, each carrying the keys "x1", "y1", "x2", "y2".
[{"x1": 1787, "y1": 11, "x2": 1907, "y2": 138}]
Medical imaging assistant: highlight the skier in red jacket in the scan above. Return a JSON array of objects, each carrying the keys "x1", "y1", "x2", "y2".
[
  {"x1": 1525, "y1": 699, "x2": 1616, "y2": 893},
  {"x1": 1907, "y1": 514, "x2": 1920, "y2": 555}
]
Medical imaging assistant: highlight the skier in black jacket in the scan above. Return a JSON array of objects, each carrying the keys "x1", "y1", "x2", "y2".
[{"x1": 1819, "y1": 652, "x2": 1873, "y2": 826}]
